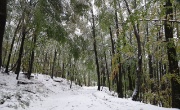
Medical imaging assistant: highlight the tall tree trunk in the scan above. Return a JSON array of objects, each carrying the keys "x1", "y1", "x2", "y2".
[
  {"x1": 123, "y1": 66, "x2": 126, "y2": 98},
  {"x1": 115, "y1": 7, "x2": 123, "y2": 98},
  {"x1": 164, "y1": 1, "x2": 180, "y2": 108},
  {"x1": 0, "y1": 0, "x2": 7, "y2": 68},
  {"x1": 109, "y1": 27, "x2": 115, "y2": 55},
  {"x1": 62, "y1": 62, "x2": 65, "y2": 78},
  {"x1": 5, "y1": 19, "x2": 21, "y2": 73},
  {"x1": 123, "y1": 0, "x2": 142, "y2": 101},
  {"x1": 147, "y1": 22, "x2": 154, "y2": 92},
  {"x1": 43, "y1": 52, "x2": 47, "y2": 74},
  {"x1": 128, "y1": 66, "x2": 133, "y2": 91},
  {"x1": 27, "y1": 34, "x2": 37, "y2": 79},
  {"x1": 174, "y1": 5, "x2": 179, "y2": 39},
  {"x1": 3, "y1": 40, "x2": 8, "y2": 67},
  {"x1": 5, "y1": 17, "x2": 21, "y2": 73},
  {"x1": 104, "y1": 51, "x2": 110, "y2": 91},
  {"x1": 70, "y1": 64, "x2": 75, "y2": 89},
  {"x1": 51, "y1": 49, "x2": 57, "y2": 79},
  {"x1": 15, "y1": 25, "x2": 26, "y2": 80},
  {"x1": 148, "y1": 54, "x2": 154, "y2": 91},
  {"x1": 91, "y1": 9, "x2": 100, "y2": 91},
  {"x1": 109, "y1": 26, "x2": 115, "y2": 85}
]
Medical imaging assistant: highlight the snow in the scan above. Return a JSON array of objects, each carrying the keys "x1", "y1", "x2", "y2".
[{"x1": 0, "y1": 71, "x2": 179, "y2": 110}]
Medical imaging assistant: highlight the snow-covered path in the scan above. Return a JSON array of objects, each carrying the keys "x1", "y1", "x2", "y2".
[
  {"x1": 27, "y1": 86, "x2": 175, "y2": 110},
  {"x1": 0, "y1": 73, "x2": 179, "y2": 110}
]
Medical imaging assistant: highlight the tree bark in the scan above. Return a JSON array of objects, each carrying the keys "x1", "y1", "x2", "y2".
[
  {"x1": 3, "y1": 40, "x2": 8, "y2": 67},
  {"x1": 51, "y1": 49, "x2": 57, "y2": 79},
  {"x1": 15, "y1": 25, "x2": 26, "y2": 80},
  {"x1": 43, "y1": 52, "x2": 47, "y2": 74},
  {"x1": 109, "y1": 27, "x2": 115, "y2": 55},
  {"x1": 5, "y1": 17, "x2": 21, "y2": 73},
  {"x1": 115, "y1": 7, "x2": 123, "y2": 98},
  {"x1": 91, "y1": 9, "x2": 100, "y2": 91},
  {"x1": 62, "y1": 62, "x2": 65, "y2": 78},
  {"x1": 104, "y1": 51, "x2": 110, "y2": 91},
  {"x1": 70, "y1": 64, "x2": 75, "y2": 89},
  {"x1": 164, "y1": 0, "x2": 180, "y2": 108},
  {"x1": 128, "y1": 66, "x2": 133, "y2": 91},
  {"x1": 27, "y1": 34, "x2": 37, "y2": 79},
  {"x1": 146, "y1": 19, "x2": 154, "y2": 92},
  {"x1": 0, "y1": 0, "x2": 7, "y2": 68},
  {"x1": 123, "y1": 0, "x2": 142, "y2": 101}
]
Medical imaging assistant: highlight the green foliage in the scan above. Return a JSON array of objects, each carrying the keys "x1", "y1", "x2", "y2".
[
  {"x1": 99, "y1": 9, "x2": 114, "y2": 31},
  {"x1": 46, "y1": 24, "x2": 67, "y2": 44},
  {"x1": 71, "y1": 0, "x2": 90, "y2": 16},
  {"x1": 94, "y1": 0, "x2": 103, "y2": 7},
  {"x1": 33, "y1": 2, "x2": 45, "y2": 33},
  {"x1": 70, "y1": 44, "x2": 80, "y2": 60}
]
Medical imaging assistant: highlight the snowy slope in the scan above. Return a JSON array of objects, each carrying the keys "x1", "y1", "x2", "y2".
[{"x1": 0, "y1": 72, "x2": 179, "y2": 110}]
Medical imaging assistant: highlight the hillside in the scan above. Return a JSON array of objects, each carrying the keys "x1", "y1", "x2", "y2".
[{"x1": 0, "y1": 72, "x2": 178, "y2": 110}]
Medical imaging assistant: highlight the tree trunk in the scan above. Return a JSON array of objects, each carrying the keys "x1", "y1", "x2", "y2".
[
  {"x1": 123, "y1": 66, "x2": 126, "y2": 98},
  {"x1": 146, "y1": 20, "x2": 154, "y2": 92},
  {"x1": 51, "y1": 50, "x2": 57, "y2": 79},
  {"x1": 115, "y1": 7, "x2": 123, "y2": 98},
  {"x1": 164, "y1": 1, "x2": 180, "y2": 108},
  {"x1": 174, "y1": 5, "x2": 179, "y2": 39},
  {"x1": 128, "y1": 66, "x2": 133, "y2": 91},
  {"x1": 132, "y1": 25, "x2": 142, "y2": 101},
  {"x1": 70, "y1": 64, "x2": 75, "y2": 89},
  {"x1": 148, "y1": 54, "x2": 154, "y2": 91},
  {"x1": 109, "y1": 26, "x2": 115, "y2": 71},
  {"x1": 15, "y1": 25, "x2": 26, "y2": 80},
  {"x1": 104, "y1": 51, "x2": 110, "y2": 91},
  {"x1": 123, "y1": 0, "x2": 142, "y2": 101},
  {"x1": 3, "y1": 40, "x2": 8, "y2": 67},
  {"x1": 118, "y1": 63, "x2": 123, "y2": 98},
  {"x1": 27, "y1": 34, "x2": 37, "y2": 79},
  {"x1": 43, "y1": 52, "x2": 47, "y2": 74},
  {"x1": 109, "y1": 27, "x2": 115, "y2": 55},
  {"x1": 91, "y1": 9, "x2": 100, "y2": 91},
  {"x1": 62, "y1": 62, "x2": 65, "y2": 78},
  {"x1": 5, "y1": 17, "x2": 21, "y2": 73},
  {"x1": 0, "y1": 0, "x2": 7, "y2": 68}
]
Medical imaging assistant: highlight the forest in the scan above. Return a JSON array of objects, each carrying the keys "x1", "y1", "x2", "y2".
[{"x1": 0, "y1": 0, "x2": 180, "y2": 109}]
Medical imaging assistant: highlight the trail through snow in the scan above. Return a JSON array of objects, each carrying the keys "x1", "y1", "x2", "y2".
[
  {"x1": 27, "y1": 87, "x2": 170, "y2": 110},
  {"x1": 0, "y1": 72, "x2": 179, "y2": 110}
]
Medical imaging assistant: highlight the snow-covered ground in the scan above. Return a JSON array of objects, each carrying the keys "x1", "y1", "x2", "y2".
[{"x1": 0, "y1": 71, "x2": 179, "y2": 110}]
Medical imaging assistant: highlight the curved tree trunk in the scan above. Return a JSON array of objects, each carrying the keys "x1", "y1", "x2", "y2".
[
  {"x1": 0, "y1": 0, "x2": 7, "y2": 68},
  {"x1": 123, "y1": 0, "x2": 142, "y2": 101}
]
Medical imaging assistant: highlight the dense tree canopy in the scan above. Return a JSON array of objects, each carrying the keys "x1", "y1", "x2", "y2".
[{"x1": 1, "y1": 0, "x2": 180, "y2": 108}]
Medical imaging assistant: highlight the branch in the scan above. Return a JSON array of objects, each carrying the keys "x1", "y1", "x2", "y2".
[
  {"x1": 139, "y1": 19, "x2": 180, "y2": 23},
  {"x1": 123, "y1": 0, "x2": 131, "y2": 15}
]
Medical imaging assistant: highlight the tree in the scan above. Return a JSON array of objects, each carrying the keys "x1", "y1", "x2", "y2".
[
  {"x1": 15, "y1": 0, "x2": 35, "y2": 79},
  {"x1": 0, "y1": 0, "x2": 7, "y2": 68},
  {"x1": 91, "y1": 9, "x2": 101, "y2": 91},
  {"x1": 5, "y1": 15, "x2": 22, "y2": 73},
  {"x1": 164, "y1": 0, "x2": 180, "y2": 108},
  {"x1": 15, "y1": 23, "x2": 26, "y2": 80},
  {"x1": 123, "y1": 0, "x2": 142, "y2": 101}
]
